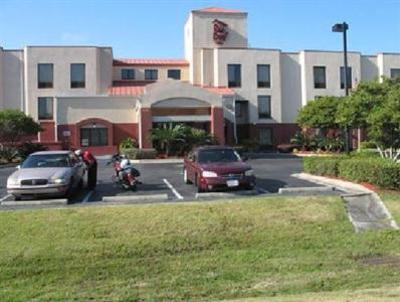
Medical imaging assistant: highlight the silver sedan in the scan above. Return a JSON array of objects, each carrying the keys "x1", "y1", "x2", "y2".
[{"x1": 7, "y1": 151, "x2": 86, "y2": 200}]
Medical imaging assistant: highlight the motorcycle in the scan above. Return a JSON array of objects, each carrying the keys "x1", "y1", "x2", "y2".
[{"x1": 107, "y1": 154, "x2": 141, "y2": 191}]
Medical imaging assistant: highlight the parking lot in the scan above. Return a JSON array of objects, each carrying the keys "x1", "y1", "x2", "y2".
[{"x1": 0, "y1": 154, "x2": 330, "y2": 207}]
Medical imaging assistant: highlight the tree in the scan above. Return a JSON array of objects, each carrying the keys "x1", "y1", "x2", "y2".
[
  {"x1": 335, "y1": 77, "x2": 400, "y2": 161},
  {"x1": 297, "y1": 96, "x2": 342, "y2": 130},
  {"x1": 150, "y1": 124, "x2": 185, "y2": 156},
  {"x1": 0, "y1": 110, "x2": 42, "y2": 161},
  {"x1": 336, "y1": 80, "x2": 386, "y2": 129},
  {"x1": 0, "y1": 109, "x2": 41, "y2": 146},
  {"x1": 367, "y1": 79, "x2": 400, "y2": 161}
]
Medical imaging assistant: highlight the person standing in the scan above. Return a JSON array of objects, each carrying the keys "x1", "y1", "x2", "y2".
[{"x1": 75, "y1": 149, "x2": 97, "y2": 189}]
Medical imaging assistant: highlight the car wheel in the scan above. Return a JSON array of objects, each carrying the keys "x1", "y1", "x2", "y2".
[
  {"x1": 65, "y1": 178, "x2": 74, "y2": 198},
  {"x1": 195, "y1": 174, "x2": 204, "y2": 193},
  {"x1": 13, "y1": 195, "x2": 21, "y2": 201},
  {"x1": 245, "y1": 184, "x2": 255, "y2": 190},
  {"x1": 78, "y1": 178, "x2": 84, "y2": 190},
  {"x1": 183, "y1": 168, "x2": 191, "y2": 184}
]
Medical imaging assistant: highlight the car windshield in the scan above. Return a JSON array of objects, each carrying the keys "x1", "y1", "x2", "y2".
[
  {"x1": 198, "y1": 149, "x2": 240, "y2": 163},
  {"x1": 21, "y1": 154, "x2": 71, "y2": 168}
]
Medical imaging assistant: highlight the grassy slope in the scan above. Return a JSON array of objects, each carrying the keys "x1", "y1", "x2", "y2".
[{"x1": 1, "y1": 196, "x2": 400, "y2": 301}]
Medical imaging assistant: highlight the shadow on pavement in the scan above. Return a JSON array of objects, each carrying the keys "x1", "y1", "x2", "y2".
[{"x1": 255, "y1": 178, "x2": 288, "y2": 193}]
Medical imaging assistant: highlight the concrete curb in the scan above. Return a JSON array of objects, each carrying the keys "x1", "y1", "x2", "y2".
[
  {"x1": 278, "y1": 186, "x2": 334, "y2": 194},
  {"x1": 195, "y1": 189, "x2": 259, "y2": 199},
  {"x1": 1, "y1": 198, "x2": 68, "y2": 206},
  {"x1": 102, "y1": 194, "x2": 169, "y2": 203},
  {"x1": 291, "y1": 173, "x2": 372, "y2": 194}
]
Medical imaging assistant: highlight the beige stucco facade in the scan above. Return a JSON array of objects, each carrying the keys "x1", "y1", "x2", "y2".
[
  {"x1": 112, "y1": 65, "x2": 189, "y2": 82},
  {"x1": 0, "y1": 7, "x2": 399, "y2": 153},
  {"x1": 56, "y1": 96, "x2": 137, "y2": 125}
]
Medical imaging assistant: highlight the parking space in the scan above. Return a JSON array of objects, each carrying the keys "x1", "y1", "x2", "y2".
[{"x1": 0, "y1": 154, "x2": 331, "y2": 208}]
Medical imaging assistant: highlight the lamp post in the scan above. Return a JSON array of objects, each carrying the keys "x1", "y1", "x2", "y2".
[{"x1": 332, "y1": 22, "x2": 350, "y2": 153}]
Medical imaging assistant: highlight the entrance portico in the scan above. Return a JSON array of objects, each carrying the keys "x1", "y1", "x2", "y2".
[{"x1": 137, "y1": 80, "x2": 233, "y2": 148}]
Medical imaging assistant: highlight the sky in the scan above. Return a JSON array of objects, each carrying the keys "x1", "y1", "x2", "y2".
[{"x1": 0, "y1": 0, "x2": 399, "y2": 58}]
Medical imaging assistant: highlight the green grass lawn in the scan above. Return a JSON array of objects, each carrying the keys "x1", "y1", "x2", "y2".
[{"x1": 1, "y1": 195, "x2": 400, "y2": 301}]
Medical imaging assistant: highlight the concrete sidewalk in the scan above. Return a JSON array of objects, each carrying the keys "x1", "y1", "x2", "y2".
[{"x1": 292, "y1": 173, "x2": 399, "y2": 232}]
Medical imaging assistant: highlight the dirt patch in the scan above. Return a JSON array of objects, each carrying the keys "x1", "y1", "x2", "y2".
[{"x1": 357, "y1": 255, "x2": 400, "y2": 267}]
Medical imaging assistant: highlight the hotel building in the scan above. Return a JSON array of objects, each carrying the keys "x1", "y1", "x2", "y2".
[{"x1": 0, "y1": 7, "x2": 399, "y2": 154}]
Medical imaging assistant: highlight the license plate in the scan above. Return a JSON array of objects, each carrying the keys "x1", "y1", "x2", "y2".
[{"x1": 226, "y1": 180, "x2": 239, "y2": 187}]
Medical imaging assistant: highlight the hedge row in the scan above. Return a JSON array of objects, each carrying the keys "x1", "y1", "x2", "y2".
[
  {"x1": 120, "y1": 148, "x2": 157, "y2": 160},
  {"x1": 303, "y1": 156, "x2": 400, "y2": 190}
]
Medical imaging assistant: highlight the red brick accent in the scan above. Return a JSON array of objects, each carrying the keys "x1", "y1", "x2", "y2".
[
  {"x1": 57, "y1": 121, "x2": 138, "y2": 156},
  {"x1": 211, "y1": 107, "x2": 225, "y2": 145},
  {"x1": 40, "y1": 141, "x2": 63, "y2": 151},
  {"x1": 140, "y1": 108, "x2": 153, "y2": 148},
  {"x1": 113, "y1": 123, "x2": 139, "y2": 146},
  {"x1": 39, "y1": 121, "x2": 55, "y2": 142},
  {"x1": 248, "y1": 123, "x2": 300, "y2": 146},
  {"x1": 57, "y1": 124, "x2": 77, "y2": 150}
]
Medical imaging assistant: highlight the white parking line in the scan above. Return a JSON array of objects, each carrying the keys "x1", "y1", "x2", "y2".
[
  {"x1": 82, "y1": 190, "x2": 94, "y2": 203},
  {"x1": 0, "y1": 194, "x2": 12, "y2": 203},
  {"x1": 256, "y1": 186, "x2": 270, "y2": 194},
  {"x1": 163, "y1": 178, "x2": 184, "y2": 200}
]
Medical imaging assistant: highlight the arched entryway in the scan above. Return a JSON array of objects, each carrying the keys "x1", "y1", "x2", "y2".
[
  {"x1": 138, "y1": 80, "x2": 226, "y2": 148},
  {"x1": 151, "y1": 97, "x2": 212, "y2": 132}
]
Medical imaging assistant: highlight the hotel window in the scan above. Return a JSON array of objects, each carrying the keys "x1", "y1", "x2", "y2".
[
  {"x1": 340, "y1": 66, "x2": 352, "y2": 89},
  {"x1": 259, "y1": 128, "x2": 272, "y2": 145},
  {"x1": 390, "y1": 68, "x2": 400, "y2": 79},
  {"x1": 313, "y1": 66, "x2": 326, "y2": 89},
  {"x1": 168, "y1": 69, "x2": 181, "y2": 80},
  {"x1": 227, "y1": 64, "x2": 241, "y2": 87},
  {"x1": 38, "y1": 63, "x2": 53, "y2": 88},
  {"x1": 145, "y1": 69, "x2": 158, "y2": 80},
  {"x1": 121, "y1": 69, "x2": 135, "y2": 80},
  {"x1": 70, "y1": 63, "x2": 85, "y2": 88},
  {"x1": 257, "y1": 64, "x2": 271, "y2": 88},
  {"x1": 258, "y1": 95, "x2": 271, "y2": 119},
  {"x1": 38, "y1": 97, "x2": 53, "y2": 120},
  {"x1": 80, "y1": 125, "x2": 108, "y2": 147}
]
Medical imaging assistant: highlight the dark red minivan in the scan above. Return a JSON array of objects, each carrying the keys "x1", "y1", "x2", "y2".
[{"x1": 183, "y1": 146, "x2": 256, "y2": 192}]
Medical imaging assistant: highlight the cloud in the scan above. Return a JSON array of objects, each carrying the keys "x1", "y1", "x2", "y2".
[{"x1": 61, "y1": 32, "x2": 87, "y2": 44}]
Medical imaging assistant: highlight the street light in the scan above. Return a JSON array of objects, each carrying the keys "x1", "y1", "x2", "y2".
[{"x1": 332, "y1": 22, "x2": 350, "y2": 153}]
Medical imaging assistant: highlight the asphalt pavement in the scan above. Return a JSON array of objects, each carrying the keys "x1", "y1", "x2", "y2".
[{"x1": 0, "y1": 154, "x2": 327, "y2": 207}]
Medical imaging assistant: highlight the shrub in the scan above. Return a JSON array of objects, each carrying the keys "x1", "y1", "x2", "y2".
[
  {"x1": 240, "y1": 139, "x2": 260, "y2": 152},
  {"x1": 304, "y1": 156, "x2": 400, "y2": 190},
  {"x1": 121, "y1": 148, "x2": 157, "y2": 160},
  {"x1": 119, "y1": 137, "x2": 138, "y2": 150},
  {"x1": 338, "y1": 158, "x2": 400, "y2": 190},
  {"x1": 303, "y1": 156, "x2": 342, "y2": 177},
  {"x1": 0, "y1": 146, "x2": 18, "y2": 162},
  {"x1": 17, "y1": 142, "x2": 47, "y2": 160},
  {"x1": 277, "y1": 144, "x2": 301, "y2": 153},
  {"x1": 351, "y1": 149, "x2": 379, "y2": 159},
  {"x1": 359, "y1": 141, "x2": 376, "y2": 149}
]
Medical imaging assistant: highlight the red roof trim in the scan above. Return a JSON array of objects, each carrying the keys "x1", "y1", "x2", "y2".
[
  {"x1": 113, "y1": 59, "x2": 189, "y2": 67},
  {"x1": 108, "y1": 81, "x2": 235, "y2": 97},
  {"x1": 194, "y1": 7, "x2": 244, "y2": 14}
]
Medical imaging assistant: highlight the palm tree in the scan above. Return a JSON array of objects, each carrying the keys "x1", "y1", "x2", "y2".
[{"x1": 150, "y1": 124, "x2": 185, "y2": 156}]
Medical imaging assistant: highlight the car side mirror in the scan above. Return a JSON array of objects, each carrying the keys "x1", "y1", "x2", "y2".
[
  {"x1": 16, "y1": 165, "x2": 20, "y2": 170},
  {"x1": 242, "y1": 156, "x2": 248, "y2": 162}
]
